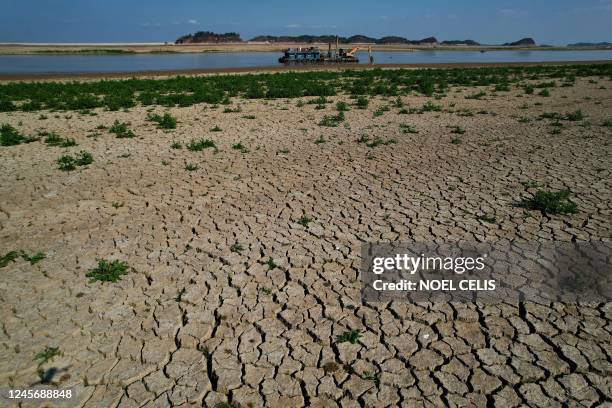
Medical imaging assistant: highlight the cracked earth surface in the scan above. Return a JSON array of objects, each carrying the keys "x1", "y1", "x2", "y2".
[{"x1": 0, "y1": 75, "x2": 611, "y2": 407}]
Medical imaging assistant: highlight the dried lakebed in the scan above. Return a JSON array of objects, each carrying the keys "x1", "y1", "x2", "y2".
[{"x1": 0, "y1": 65, "x2": 611, "y2": 407}]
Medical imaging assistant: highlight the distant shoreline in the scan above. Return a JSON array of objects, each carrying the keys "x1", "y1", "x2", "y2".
[{"x1": 1, "y1": 42, "x2": 612, "y2": 55}]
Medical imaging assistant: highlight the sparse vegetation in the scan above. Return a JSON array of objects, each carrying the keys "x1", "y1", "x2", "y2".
[
  {"x1": 230, "y1": 243, "x2": 244, "y2": 253},
  {"x1": 147, "y1": 112, "x2": 177, "y2": 129},
  {"x1": 57, "y1": 151, "x2": 93, "y2": 171},
  {"x1": 319, "y1": 111, "x2": 345, "y2": 127},
  {"x1": 187, "y1": 138, "x2": 216, "y2": 151},
  {"x1": 185, "y1": 163, "x2": 199, "y2": 171},
  {"x1": 109, "y1": 120, "x2": 135, "y2": 138},
  {"x1": 86, "y1": 260, "x2": 129, "y2": 283},
  {"x1": 336, "y1": 330, "x2": 362, "y2": 344},
  {"x1": 232, "y1": 142, "x2": 249, "y2": 153},
  {"x1": 297, "y1": 215, "x2": 313, "y2": 227},
  {"x1": 34, "y1": 347, "x2": 61, "y2": 366},
  {"x1": 1, "y1": 124, "x2": 38, "y2": 146},
  {"x1": 526, "y1": 189, "x2": 578, "y2": 215},
  {"x1": 0, "y1": 251, "x2": 21, "y2": 268}
]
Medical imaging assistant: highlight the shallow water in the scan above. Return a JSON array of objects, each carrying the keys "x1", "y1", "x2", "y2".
[{"x1": 0, "y1": 49, "x2": 611, "y2": 75}]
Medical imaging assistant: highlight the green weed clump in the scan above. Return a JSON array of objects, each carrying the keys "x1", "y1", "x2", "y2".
[
  {"x1": 1, "y1": 124, "x2": 38, "y2": 146},
  {"x1": 527, "y1": 189, "x2": 578, "y2": 215},
  {"x1": 336, "y1": 330, "x2": 362, "y2": 344},
  {"x1": 57, "y1": 151, "x2": 93, "y2": 171},
  {"x1": 232, "y1": 142, "x2": 249, "y2": 153},
  {"x1": 109, "y1": 120, "x2": 135, "y2": 138},
  {"x1": 297, "y1": 215, "x2": 313, "y2": 227},
  {"x1": 319, "y1": 111, "x2": 345, "y2": 127},
  {"x1": 355, "y1": 96, "x2": 369, "y2": 109},
  {"x1": 185, "y1": 163, "x2": 199, "y2": 171},
  {"x1": 336, "y1": 101, "x2": 349, "y2": 111},
  {"x1": 147, "y1": 112, "x2": 177, "y2": 129},
  {"x1": 0, "y1": 251, "x2": 21, "y2": 268},
  {"x1": 42, "y1": 132, "x2": 77, "y2": 147},
  {"x1": 358, "y1": 135, "x2": 396, "y2": 148},
  {"x1": 187, "y1": 138, "x2": 216, "y2": 151},
  {"x1": 34, "y1": 347, "x2": 61, "y2": 366},
  {"x1": 86, "y1": 260, "x2": 129, "y2": 283}
]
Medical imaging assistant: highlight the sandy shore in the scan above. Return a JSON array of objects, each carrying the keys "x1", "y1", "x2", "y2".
[
  {"x1": 0, "y1": 73, "x2": 611, "y2": 406},
  {"x1": 0, "y1": 42, "x2": 603, "y2": 55}
]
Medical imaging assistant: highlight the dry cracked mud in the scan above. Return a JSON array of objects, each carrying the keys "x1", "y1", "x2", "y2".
[{"x1": 0, "y1": 75, "x2": 611, "y2": 407}]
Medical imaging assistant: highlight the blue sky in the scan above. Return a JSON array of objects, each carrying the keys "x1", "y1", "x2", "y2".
[{"x1": 1, "y1": 0, "x2": 612, "y2": 44}]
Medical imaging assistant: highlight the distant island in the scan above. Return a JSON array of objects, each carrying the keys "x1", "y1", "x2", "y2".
[
  {"x1": 175, "y1": 31, "x2": 242, "y2": 44},
  {"x1": 174, "y1": 31, "x2": 542, "y2": 47}
]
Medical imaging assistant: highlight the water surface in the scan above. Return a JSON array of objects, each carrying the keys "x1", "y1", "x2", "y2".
[{"x1": 0, "y1": 50, "x2": 610, "y2": 75}]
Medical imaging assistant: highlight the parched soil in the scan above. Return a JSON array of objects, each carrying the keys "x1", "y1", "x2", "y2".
[{"x1": 0, "y1": 75, "x2": 611, "y2": 407}]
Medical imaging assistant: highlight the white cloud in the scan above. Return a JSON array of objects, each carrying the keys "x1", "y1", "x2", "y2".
[
  {"x1": 188, "y1": 19, "x2": 198, "y2": 25},
  {"x1": 285, "y1": 24, "x2": 302, "y2": 28}
]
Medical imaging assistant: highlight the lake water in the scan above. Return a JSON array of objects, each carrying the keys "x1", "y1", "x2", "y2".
[{"x1": 0, "y1": 50, "x2": 611, "y2": 75}]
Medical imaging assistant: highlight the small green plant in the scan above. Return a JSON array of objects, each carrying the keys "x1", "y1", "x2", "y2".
[
  {"x1": 524, "y1": 85, "x2": 535, "y2": 95},
  {"x1": 450, "y1": 137, "x2": 462, "y2": 145},
  {"x1": 232, "y1": 142, "x2": 249, "y2": 153},
  {"x1": 242, "y1": 114, "x2": 256, "y2": 119},
  {"x1": 42, "y1": 132, "x2": 77, "y2": 147},
  {"x1": 1, "y1": 124, "x2": 38, "y2": 146},
  {"x1": 266, "y1": 257, "x2": 277, "y2": 270},
  {"x1": 538, "y1": 88, "x2": 551, "y2": 97},
  {"x1": 362, "y1": 136, "x2": 396, "y2": 148},
  {"x1": 170, "y1": 140, "x2": 182, "y2": 149},
  {"x1": 86, "y1": 260, "x2": 129, "y2": 283},
  {"x1": 319, "y1": 112, "x2": 345, "y2": 127},
  {"x1": 314, "y1": 136, "x2": 326, "y2": 145},
  {"x1": 147, "y1": 112, "x2": 177, "y2": 129},
  {"x1": 465, "y1": 91, "x2": 486, "y2": 100},
  {"x1": 565, "y1": 110, "x2": 584, "y2": 121},
  {"x1": 210, "y1": 125, "x2": 222, "y2": 132},
  {"x1": 230, "y1": 243, "x2": 244, "y2": 253},
  {"x1": 22, "y1": 251, "x2": 46, "y2": 265},
  {"x1": 336, "y1": 101, "x2": 349, "y2": 111},
  {"x1": 449, "y1": 126, "x2": 466, "y2": 135},
  {"x1": 223, "y1": 106, "x2": 242, "y2": 113},
  {"x1": 399, "y1": 124, "x2": 418, "y2": 134},
  {"x1": 477, "y1": 215, "x2": 496, "y2": 224},
  {"x1": 187, "y1": 138, "x2": 216, "y2": 151},
  {"x1": 57, "y1": 151, "x2": 92, "y2": 171},
  {"x1": 112, "y1": 202, "x2": 124, "y2": 209},
  {"x1": 34, "y1": 347, "x2": 61, "y2": 366},
  {"x1": 602, "y1": 119, "x2": 612, "y2": 128},
  {"x1": 296, "y1": 100, "x2": 306, "y2": 107},
  {"x1": 373, "y1": 106, "x2": 390, "y2": 117},
  {"x1": 527, "y1": 189, "x2": 577, "y2": 215},
  {"x1": 356, "y1": 96, "x2": 369, "y2": 109},
  {"x1": 336, "y1": 330, "x2": 362, "y2": 344},
  {"x1": 421, "y1": 101, "x2": 442, "y2": 112},
  {"x1": 109, "y1": 120, "x2": 135, "y2": 138},
  {"x1": 0, "y1": 251, "x2": 20, "y2": 268},
  {"x1": 260, "y1": 287, "x2": 273, "y2": 296},
  {"x1": 278, "y1": 148, "x2": 290, "y2": 154},
  {"x1": 297, "y1": 215, "x2": 312, "y2": 227},
  {"x1": 363, "y1": 371, "x2": 381, "y2": 387},
  {"x1": 185, "y1": 163, "x2": 199, "y2": 171},
  {"x1": 308, "y1": 96, "x2": 328, "y2": 105},
  {"x1": 518, "y1": 116, "x2": 531, "y2": 123}
]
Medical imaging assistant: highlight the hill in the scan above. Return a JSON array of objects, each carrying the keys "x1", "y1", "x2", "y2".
[{"x1": 175, "y1": 31, "x2": 242, "y2": 44}]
